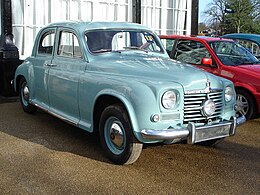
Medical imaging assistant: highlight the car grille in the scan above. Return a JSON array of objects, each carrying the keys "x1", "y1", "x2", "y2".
[{"x1": 183, "y1": 90, "x2": 224, "y2": 124}]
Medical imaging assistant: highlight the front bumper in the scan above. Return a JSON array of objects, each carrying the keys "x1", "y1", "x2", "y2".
[{"x1": 141, "y1": 115, "x2": 246, "y2": 144}]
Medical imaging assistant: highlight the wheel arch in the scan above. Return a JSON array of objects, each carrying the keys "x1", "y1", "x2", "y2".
[
  {"x1": 92, "y1": 93, "x2": 140, "y2": 138},
  {"x1": 15, "y1": 75, "x2": 25, "y2": 93}
]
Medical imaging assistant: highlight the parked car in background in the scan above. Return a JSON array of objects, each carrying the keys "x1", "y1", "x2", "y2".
[
  {"x1": 160, "y1": 35, "x2": 260, "y2": 119},
  {"x1": 221, "y1": 33, "x2": 260, "y2": 60},
  {"x1": 14, "y1": 21, "x2": 245, "y2": 165}
]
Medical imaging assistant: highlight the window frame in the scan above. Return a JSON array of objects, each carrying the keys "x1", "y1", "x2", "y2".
[
  {"x1": 37, "y1": 29, "x2": 56, "y2": 56},
  {"x1": 56, "y1": 29, "x2": 83, "y2": 59}
]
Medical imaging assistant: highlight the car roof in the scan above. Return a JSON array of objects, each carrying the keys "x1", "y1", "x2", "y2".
[
  {"x1": 159, "y1": 34, "x2": 232, "y2": 42},
  {"x1": 44, "y1": 20, "x2": 152, "y2": 32},
  {"x1": 221, "y1": 33, "x2": 260, "y2": 45}
]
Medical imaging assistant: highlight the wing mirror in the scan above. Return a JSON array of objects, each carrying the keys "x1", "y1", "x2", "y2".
[{"x1": 201, "y1": 58, "x2": 213, "y2": 66}]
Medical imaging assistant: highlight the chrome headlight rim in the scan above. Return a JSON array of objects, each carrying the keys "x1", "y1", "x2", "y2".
[
  {"x1": 161, "y1": 90, "x2": 177, "y2": 110},
  {"x1": 225, "y1": 86, "x2": 234, "y2": 102}
]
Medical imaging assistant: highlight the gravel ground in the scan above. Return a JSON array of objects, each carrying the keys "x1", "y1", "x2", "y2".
[{"x1": 0, "y1": 98, "x2": 259, "y2": 194}]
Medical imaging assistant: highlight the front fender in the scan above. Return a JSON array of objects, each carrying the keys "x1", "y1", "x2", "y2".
[
  {"x1": 93, "y1": 79, "x2": 184, "y2": 143},
  {"x1": 234, "y1": 81, "x2": 258, "y2": 95},
  {"x1": 93, "y1": 81, "x2": 160, "y2": 141}
]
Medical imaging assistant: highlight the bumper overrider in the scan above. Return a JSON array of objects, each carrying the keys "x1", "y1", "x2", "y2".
[{"x1": 141, "y1": 115, "x2": 246, "y2": 144}]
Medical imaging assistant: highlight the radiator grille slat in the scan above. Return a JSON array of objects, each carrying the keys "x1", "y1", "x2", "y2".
[{"x1": 183, "y1": 90, "x2": 223, "y2": 124}]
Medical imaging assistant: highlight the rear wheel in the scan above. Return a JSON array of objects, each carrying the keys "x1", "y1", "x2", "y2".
[
  {"x1": 236, "y1": 89, "x2": 255, "y2": 120},
  {"x1": 99, "y1": 104, "x2": 143, "y2": 165},
  {"x1": 19, "y1": 78, "x2": 37, "y2": 113}
]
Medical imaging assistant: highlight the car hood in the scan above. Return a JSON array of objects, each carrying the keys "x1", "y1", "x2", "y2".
[{"x1": 88, "y1": 54, "x2": 224, "y2": 91}]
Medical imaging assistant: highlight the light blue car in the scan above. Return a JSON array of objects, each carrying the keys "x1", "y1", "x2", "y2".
[{"x1": 14, "y1": 21, "x2": 246, "y2": 164}]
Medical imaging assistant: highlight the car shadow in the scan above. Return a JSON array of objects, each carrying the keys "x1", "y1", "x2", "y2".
[{"x1": 0, "y1": 100, "x2": 111, "y2": 164}]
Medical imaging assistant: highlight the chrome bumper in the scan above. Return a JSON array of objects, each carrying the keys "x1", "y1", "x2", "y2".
[{"x1": 141, "y1": 115, "x2": 246, "y2": 144}]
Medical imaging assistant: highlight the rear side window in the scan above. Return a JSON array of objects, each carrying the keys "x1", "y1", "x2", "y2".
[
  {"x1": 38, "y1": 30, "x2": 55, "y2": 55},
  {"x1": 57, "y1": 31, "x2": 82, "y2": 58}
]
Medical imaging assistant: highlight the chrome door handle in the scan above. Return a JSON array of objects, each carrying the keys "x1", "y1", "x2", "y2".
[{"x1": 44, "y1": 63, "x2": 57, "y2": 67}]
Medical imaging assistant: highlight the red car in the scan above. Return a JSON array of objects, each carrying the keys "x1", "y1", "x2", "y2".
[{"x1": 159, "y1": 35, "x2": 260, "y2": 119}]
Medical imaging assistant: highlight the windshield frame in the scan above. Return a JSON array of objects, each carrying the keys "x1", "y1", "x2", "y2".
[{"x1": 85, "y1": 29, "x2": 165, "y2": 55}]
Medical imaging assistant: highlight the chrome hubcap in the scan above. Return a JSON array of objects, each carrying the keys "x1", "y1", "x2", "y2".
[
  {"x1": 109, "y1": 122, "x2": 124, "y2": 148},
  {"x1": 236, "y1": 94, "x2": 249, "y2": 115},
  {"x1": 23, "y1": 86, "x2": 29, "y2": 102}
]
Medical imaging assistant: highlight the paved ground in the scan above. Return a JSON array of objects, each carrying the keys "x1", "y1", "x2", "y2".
[{"x1": 0, "y1": 98, "x2": 259, "y2": 194}]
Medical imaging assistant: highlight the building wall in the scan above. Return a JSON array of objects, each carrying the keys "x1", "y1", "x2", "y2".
[{"x1": 12, "y1": 0, "x2": 192, "y2": 58}]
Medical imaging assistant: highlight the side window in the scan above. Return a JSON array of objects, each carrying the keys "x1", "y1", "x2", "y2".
[
  {"x1": 175, "y1": 40, "x2": 211, "y2": 65},
  {"x1": 57, "y1": 31, "x2": 82, "y2": 58},
  {"x1": 235, "y1": 39, "x2": 260, "y2": 57},
  {"x1": 38, "y1": 30, "x2": 55, "y2": 55},
  {"x1": 161, "y1": 39, "x2": 175, "y2": 56}
]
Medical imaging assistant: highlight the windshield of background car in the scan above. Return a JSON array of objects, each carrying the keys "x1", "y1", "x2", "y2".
[
  {"x1": 85, "y1": 30, "x2": 164, "y2": 54},
  {"x1": 209, "y1": 41, "x2": 259, "y2": 66}
]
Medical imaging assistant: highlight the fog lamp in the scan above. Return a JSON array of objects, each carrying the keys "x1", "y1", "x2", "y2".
[{"x1": 203, "y1": 100, "x2": 216, "y2": 116}]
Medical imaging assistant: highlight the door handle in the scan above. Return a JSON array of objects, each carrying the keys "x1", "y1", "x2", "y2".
[{"x1": 44, "y1": 63, "x2": 57, "y2": 67}]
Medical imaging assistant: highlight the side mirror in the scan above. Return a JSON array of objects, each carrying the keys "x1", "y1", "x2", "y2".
[{"x1": 201, "y1": 58, "x2": 212, "y2": 66}]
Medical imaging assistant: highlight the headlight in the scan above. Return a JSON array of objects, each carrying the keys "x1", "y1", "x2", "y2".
[
  {"x1": 225, "y1": 86, "x2": 234, "y2": 102},
  {"x1": 161, "y1": 91, "x2": 176, "y2": 109},
  {"x1": 203, "y1": 100, "x2": 216, "y2": 116}
]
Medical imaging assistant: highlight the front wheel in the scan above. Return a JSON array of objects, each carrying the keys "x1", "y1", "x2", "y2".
[
  {"x1": 19, "y1": 78, "x2": 37, "y2": 114},
  {"x1": 236, "y1": 89, "x2": 255, "y2": 120},
  {"x1": 99, "y1": 104, "x2": 143, "y2": 165}
]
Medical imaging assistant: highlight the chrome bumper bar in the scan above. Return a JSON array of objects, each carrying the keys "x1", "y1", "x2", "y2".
[{"x1": 141, "y1": 115, "x2": 246, "y2": 144}]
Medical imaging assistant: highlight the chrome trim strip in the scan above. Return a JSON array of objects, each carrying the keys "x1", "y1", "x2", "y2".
[
  {"x1": 184, "y1": 88, "x2": 223, "y2": 95},
  {"x1": 31, "y1": 101, "x2": 78, "y2": 126},
  {"x1": 141, "y1": 128, "x2": 189, "y2": 140},
  {"x1": 230, "y1": 116, "x2": 237, "y2": 136}
]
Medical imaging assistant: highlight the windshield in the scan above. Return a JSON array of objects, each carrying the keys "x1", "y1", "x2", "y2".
[
  {"x1": 85, "y1": 30, "x2": 164, "y2": 54},
  {"x1": 209, "y1": 41, "x2": 259, "y2": 66}
]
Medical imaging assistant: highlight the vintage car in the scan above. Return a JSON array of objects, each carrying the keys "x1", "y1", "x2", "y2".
[
  {"x1": 160, "y1": 35, "x2": 260, "y2": 120},
  {"x1": 221, "y1": 33, "x2": 260, "y2": 60},
  {"x1": 14, "y1": 21, "x2": 245, "y2": 165}
]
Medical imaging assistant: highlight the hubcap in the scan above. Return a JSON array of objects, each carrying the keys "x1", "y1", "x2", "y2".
[
  {"x1": 109, "y1": 123, "x2": 124, "y2": 148},
  {"x1": 104, "y1": 117, "x2": 126, "y2": 155},
  {"x1": 236, "y1": 94, "x2": 249, "y2": 115},
  {"x1": 23, "y1": 86, "x2": 29, "y2": 102}
]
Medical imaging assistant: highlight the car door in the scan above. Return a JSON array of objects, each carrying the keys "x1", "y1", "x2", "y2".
[
  {"x1": 48, "y1": 29, "x2": 85, "y2": 124},
  {"x1": 31, "y1": 28, "x2": 56, "y2": 109}
]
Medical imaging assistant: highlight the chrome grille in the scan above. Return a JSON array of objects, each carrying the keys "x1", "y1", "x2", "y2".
[{"x1": 183, "y1": 90, "x2": 223, "y2": 124}]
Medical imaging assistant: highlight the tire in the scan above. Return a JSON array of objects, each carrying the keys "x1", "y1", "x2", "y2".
[
  {"x1": 197, "y1": 138, "x2": 224, "y2": 146},
  {"x1": 19, "y1": 78, "x2": 37, "y2": 114},
  {"x1": 236, "y1": 89, "x2": 255, "y2": 120},
  {"x1": 99, "y1": 104, "x2": 143, "y2": 165}
]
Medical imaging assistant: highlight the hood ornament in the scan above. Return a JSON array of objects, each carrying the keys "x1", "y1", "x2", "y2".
[{"x1": 205, "y1": 79, "x2": 211, "y2": 93}]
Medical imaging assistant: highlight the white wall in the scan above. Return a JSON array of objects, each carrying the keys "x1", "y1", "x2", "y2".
[{"x1": 12, "y1": 0, "x2": 192, "y2": 58}]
